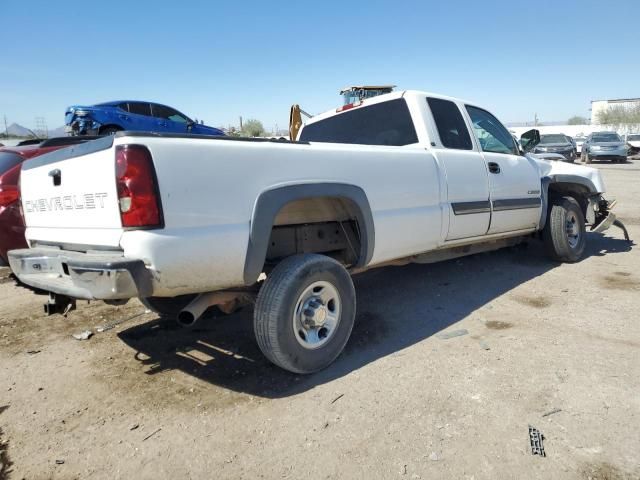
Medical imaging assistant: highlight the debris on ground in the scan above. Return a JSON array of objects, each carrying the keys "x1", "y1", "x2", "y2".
[
  {"x1": 479, "y1": 340, "x2": 490, "y2": 350},
  {"x1": 542, "y1": 408, "x2": 562, "y2": 418},
  {"x1": 428, "y1": 451, "x2": 440, "y2": 461},
  {"x1": 142, "y1": 428, "x2": 162, "y2": 441},
  {"x1": 55, "y1": 459, "x2": 65, "y2": 465},
  {"x1": 528, "y1": 425, "x2": 546, "y2": 457},
  {"x1": 96, "y1": 311, "x2": 148, "y2": 333},
  {"x1": 26, "y1": 350, "x2": 41, "y2": 355},
  {"x1": 436, "y1": 329, "x2": 468, "y2": 340},
  {"x1": 330, "y1": 393, "x2": 344, "y2": 404},
  {"x1": 130, "y1": 424, "x2": 139, "y2": 431},
  {"x1": 72, "y1": 330, "x2": 93, "y2": 341}
]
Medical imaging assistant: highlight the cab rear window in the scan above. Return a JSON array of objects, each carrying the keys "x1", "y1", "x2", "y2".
[
  {"x1": 299, "y1": 99, "x2": 418, "y2": 146},
  {"x1": 0, "y1": 152, "x2": 22, "y2": 174}
]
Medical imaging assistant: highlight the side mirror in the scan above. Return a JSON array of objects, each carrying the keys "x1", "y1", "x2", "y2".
[{"x1": 520, "y1": 129, "x2": 540, "y2": 152}]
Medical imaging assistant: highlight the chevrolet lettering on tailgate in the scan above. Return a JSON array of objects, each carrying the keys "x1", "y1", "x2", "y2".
[{"x1": 24, "y1": 193, "x2": 108, "y2": 213}]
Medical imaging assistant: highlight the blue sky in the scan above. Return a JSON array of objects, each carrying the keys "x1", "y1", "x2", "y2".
[{"x1": 1, "y1": 0, "x2": 638, "y2": 131}]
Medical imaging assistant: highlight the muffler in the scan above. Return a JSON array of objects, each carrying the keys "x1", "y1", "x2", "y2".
[{"x1": 176, "y1": 291, "x2": 242, "y2": 327}]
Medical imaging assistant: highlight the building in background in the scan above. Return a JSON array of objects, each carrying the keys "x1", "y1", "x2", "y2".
[{"x1": 591, "y1": 98, "x2": 640, "y2": 125}]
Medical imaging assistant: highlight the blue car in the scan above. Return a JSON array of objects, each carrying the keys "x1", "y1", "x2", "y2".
[{"x1": 64, "y1": 100, "x2": 224, "y2": 136}]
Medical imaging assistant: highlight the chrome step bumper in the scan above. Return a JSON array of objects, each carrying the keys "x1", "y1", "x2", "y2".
[{"x1": 8, "y1": 247, "x2": 152, "y2": 300}]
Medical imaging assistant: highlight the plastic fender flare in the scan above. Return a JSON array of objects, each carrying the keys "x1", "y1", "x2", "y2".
[{"x1": 243, "y1": 183, "x2": 375, "y2": 285}]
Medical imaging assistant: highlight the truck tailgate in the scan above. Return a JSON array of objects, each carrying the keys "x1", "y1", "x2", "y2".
[{"x1": 20, "y1": 138, "x2": 123, "y2": 247}]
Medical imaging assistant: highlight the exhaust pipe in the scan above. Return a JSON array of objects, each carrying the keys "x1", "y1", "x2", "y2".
[{"x1": 176, "y1": 291, "x2": 241, "y2": 327}]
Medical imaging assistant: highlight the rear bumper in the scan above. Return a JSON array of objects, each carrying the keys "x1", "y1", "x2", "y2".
[
  {"x1": 589, "y1": 153, "x2": 626, "y2": 161},
  {"x1": 8, "y1": 247, "x2": 152, "y2": 300}
]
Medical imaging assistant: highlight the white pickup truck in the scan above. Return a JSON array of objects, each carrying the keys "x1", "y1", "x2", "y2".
[{"x1": 9, "y1": 90, "x2": 625, "y2": 373}]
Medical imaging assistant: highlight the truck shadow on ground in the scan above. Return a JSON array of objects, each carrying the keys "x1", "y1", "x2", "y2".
[{"x1": 118, "y1": 233, "x2": 632, "y2": 399}]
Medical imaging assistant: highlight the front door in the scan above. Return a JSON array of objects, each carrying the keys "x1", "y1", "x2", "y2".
[
  {"x1": 465, "y1": 106, "x2": 542, "y2": 234},
  {"x1": 426, "y1": 97, "x2": 491, "y2": 240},
  {"x1": 151, "y1": 104, "x2": 190, "y2": 134}
]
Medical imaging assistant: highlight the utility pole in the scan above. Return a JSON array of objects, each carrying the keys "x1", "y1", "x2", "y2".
[
  {"x1": 3, "y1": 115, "x2": 8, "y2": 138},
  {"x1": 35, "y1": 117, "x2": 48, "y2": 138},
  {"x1": 534, "y1": 113, "x2": 539, "y2": 127},
  {"x1": 239, "y1": 116, "x2": 243, "y2": 131}
]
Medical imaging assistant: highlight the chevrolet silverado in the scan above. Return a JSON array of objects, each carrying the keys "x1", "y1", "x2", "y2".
[{"x1": 9, "y1": 90, "x2": 625, "y2": 373}]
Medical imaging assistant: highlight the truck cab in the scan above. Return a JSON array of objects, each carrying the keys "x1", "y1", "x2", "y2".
[{"x1": 299, "y1": 90, "x2": 550, "y2": 239}]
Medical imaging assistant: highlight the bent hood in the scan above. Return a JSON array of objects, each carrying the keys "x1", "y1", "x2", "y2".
[{"x1": 527, "y1": 153, "x2": 606, "y2": 193}]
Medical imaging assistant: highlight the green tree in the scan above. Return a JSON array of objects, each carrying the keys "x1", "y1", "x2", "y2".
[
  {"x1": 567, "y1": 116, "x2": 588, "y2": 125},
  {"x1": 242, "y1": 119, "x2": 266, "y2": 137},
  {"x1": 597, "y1": 103, "x2": 640, "y2": 127}
]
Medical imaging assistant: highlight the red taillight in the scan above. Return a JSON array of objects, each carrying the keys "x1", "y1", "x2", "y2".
[
  {"x1": 115, "y1": 145, "x2": 162, "y2": 228},
  {"x1": 0, "y1": 185, "x2": 19, "y2": 207}
]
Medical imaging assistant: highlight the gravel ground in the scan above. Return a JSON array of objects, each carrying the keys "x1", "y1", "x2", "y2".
[{"x1": 0, "y1": 160, "x2": 639, "y2": 480}]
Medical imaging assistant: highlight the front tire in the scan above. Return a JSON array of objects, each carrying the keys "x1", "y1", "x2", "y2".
[
  {"x1": 584, "y1": 151, "x2": 592, "y2": 163},
  {"x1": 543, "y1": 196, "x2": 586, "y2": 262},
  {"x1": 254, "y1": 254, "x2": 356, "y2": 374}
]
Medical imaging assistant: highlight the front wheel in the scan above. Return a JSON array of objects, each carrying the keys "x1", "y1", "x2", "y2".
[
  {"x1": 254, "y1": 254, "x2": 356, "y2": 374},
  {"x1": 543, "y1": 196, "x2": 586, "y2": 262}
]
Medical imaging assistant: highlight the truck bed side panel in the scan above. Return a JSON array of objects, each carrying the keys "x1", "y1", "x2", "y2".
[{"x1": 123, "y1": 137, "x2": 443, "y2": 295}]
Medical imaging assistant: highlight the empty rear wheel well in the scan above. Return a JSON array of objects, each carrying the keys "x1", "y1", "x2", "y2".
[
  {"x1": 265, "y1": 197, "x2": 364, "y2": 269},
  {"x1": 243, "y1": 183, "x2": 375, "y2": 285}
]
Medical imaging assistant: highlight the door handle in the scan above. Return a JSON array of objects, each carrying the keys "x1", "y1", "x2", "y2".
[{"x1": 488, "y1": 162, "x2": 501, "y2": 174}]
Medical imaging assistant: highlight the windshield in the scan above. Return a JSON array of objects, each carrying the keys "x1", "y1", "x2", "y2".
[
  {"x1": 628, "y1": 134, "x2": 640, "y2": 141},
  {"x1": 539, "y1": 134, "x2": 569, "y2": 144},
  {"x1": 592, "y1": 133, "x2": 621, "y2": 142}
]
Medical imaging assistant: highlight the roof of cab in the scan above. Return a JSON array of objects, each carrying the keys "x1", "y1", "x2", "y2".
[{"x1": 305, "y1": 89, "x2": 475, "y2": 126}]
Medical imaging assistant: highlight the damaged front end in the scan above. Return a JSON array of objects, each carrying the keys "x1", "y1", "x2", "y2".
[
  {"x1": 589, "y1": 196, "x2": 630, "y2": 241},
  {"x1": 64, "y1": 107, "x2": 102, "y2": 136}
]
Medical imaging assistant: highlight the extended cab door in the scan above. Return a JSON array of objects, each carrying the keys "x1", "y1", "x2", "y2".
[
  {"x1": 425, "y1": 97, "x2": 490, "y2": 240},
  {"x1": 465, "y1": 106, "x2": 542, "y2": 234}
]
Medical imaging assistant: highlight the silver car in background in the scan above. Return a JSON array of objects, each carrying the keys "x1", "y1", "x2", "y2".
[{"x1": 582, "y1": 132, "x2": 627, "y2": 163}]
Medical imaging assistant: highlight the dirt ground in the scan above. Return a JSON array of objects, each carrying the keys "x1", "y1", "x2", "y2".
[{"x1": 1, "y1": 160, "x2": 639, "y2": 480}]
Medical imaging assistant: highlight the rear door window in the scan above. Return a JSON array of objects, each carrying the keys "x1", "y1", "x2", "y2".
[
  {"x1": 0, "y1": 152, "x2": 22, "y2": 173},
  {"x1": 128, "y1": 102, "x2": 152, "y2": 117},
  {"x1": 117, "y1": 102, "x2": 129, "y2": 112},
  {"x1": 299, "y1": 98, "x2": 418, "y2": 146},
  {"x1": 427, "y1": 97, "x2": 472, "y2": 150}
]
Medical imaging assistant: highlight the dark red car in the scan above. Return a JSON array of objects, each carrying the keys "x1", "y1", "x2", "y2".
[{"x1": 0, "y1": 137, "x2": 98, "y2": 265}]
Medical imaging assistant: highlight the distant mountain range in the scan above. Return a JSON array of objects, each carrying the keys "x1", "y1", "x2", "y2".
[{"x1": 3, "y1": 123, "x2": 67, "y2": 138}]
